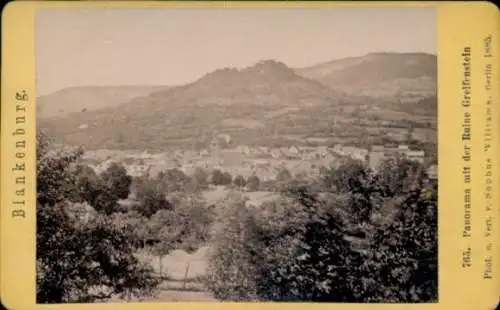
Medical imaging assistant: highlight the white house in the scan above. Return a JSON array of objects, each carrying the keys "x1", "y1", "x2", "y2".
[
  {"x1": 126, "y1": 164, "x2": 149, "y2": 177},
  {"x1": 368, "y1": 151, "x2": 386, "y2": 171},
  {"x1": 259, "y1": 146, "x2": 269, "y2": 154},
  {"x1": 253, "y1": 159, "x2": 270, "y2": 169},
  {"x1": 404, "y1": 150, "x2": 425, "y2": 163},
  {"x1": 236, "y1": 145, "x2": 250, "y2": 155},
  {"x1": 78, "y1": 123, "x2": 89, "y2": 130},
  {"x1": 318, "y1": 146, "x2": 329, "y2": 156},
  {"x1": 200, "y1": 149, "x2": 210, "y2": 157},
  {"x1": 426, "y1": 165, "x2": 438, "y2": 180},
  {"x1": 270, "y1": 149, "x2": 281, "y2": 159},
  {"x1": 288, "y1": 146, "x2": 299, "y2": 156}
]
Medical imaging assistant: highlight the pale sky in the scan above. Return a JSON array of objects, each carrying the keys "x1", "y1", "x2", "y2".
[{"x1": 36, "y1": 7, "x2": 436, "y2": 96}]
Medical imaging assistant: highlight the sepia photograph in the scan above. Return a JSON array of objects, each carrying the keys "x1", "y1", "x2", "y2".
[{"x1": 36, "y1": 6, "x2": 438, "y2": 303}]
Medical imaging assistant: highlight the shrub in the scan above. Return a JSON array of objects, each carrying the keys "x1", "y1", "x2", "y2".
[
  {"x1": 157, "y1": 168, "x2": 191, "y2": 192},
  {"x1": 276, "y1": 168, "x2": 292, "y2": 183},
  {"x1": 36, "y1": 131, "x2": 159, "y2": 303},
  {"x1": 192, "y1": 167, "x2": 209, "y2": 190},
  {"x1": 206, "y1": 158, "x2": 438, "y2": 302},
  {"x1": 377, "y1": 156, "x2": 426, "y2": 196},
  {"x1": 73, "y1": 162, "x2": 132, "y2": 216},
  {"x1": 205, "y1": 198, "x2": 261, "y2": 301},
  {"x1": 246, "y1": 175, "x2": 260, "y2": 192},
  {"x1": 211, "y1": 169, "x2": 226, "y2": 186},
  {"x1": 368, "y1": 188, "x2": 438, "y2": 302},
  {"x1": 222, "y1": 172, "x2": 233, "y2": 185},
  {"x1": 135, "y1": 178, "x2": 173, "y2": 218},
  {"x1": 206, "y1": 187, "x2": 363, "y2": 301},
  {"x1": 233, "y1": 175, "x2": 247, "y2": 189},
  {"x1": 100, "y1": 162, "x2": 132, "y2": 200}
]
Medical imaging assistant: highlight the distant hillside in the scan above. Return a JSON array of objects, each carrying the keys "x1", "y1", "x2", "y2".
[
  {"x1": 38, "y1": 57, "x2": 437, "y2": 151},
  {"x1": 295, "y1": 52, "x2": 437, "y2": 99},
  {"x1": 37, "y1": 85, "x2": 170, "y2": 118}
]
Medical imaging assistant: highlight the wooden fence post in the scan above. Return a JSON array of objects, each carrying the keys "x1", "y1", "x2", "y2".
[
  {"x1": 183, "y1": 262, "x2": 191, "y2": 290},
  {"x1": 159, "y1": 255, "x2": 163, "y2": 279}
]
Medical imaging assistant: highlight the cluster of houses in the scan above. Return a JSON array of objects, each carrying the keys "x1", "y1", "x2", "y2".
[
  {"x1": 368, "y1": 145, "x2": 425, "y2": 169},
  {"x1": 82, "y1": 142, "x2": 436, "y2": 182},
  {"x1": 230, "y1": 143, "x2": 425, "y2": 167}
]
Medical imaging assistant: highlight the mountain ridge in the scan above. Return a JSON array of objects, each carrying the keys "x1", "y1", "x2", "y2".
[
  {"x1": 37, "y1": 85, "x2": 170, "y2": 119},
  {"x1": 294, "y1": 52, "x2": 437, "y2": 98},
  {"x1": 38, "y1": 53, "x2": 437, "y2": 151}
]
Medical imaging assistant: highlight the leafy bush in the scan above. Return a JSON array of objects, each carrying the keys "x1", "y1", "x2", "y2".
[
  {"x1": 192, "y1": 167, "x2": 209, "y2": 190},
  {"x1": 134, "y1": 177, "x2": 173, "y2": 218},
  {"x1": 212, "y1": 169, "x2": 234, "y2": 186},
  {"x1": 222, "y1": 172, "x2": 233, "y2": 185},
  {"x1": 211, "y1": 169, "x2": 226, "y2": 186},
  {"x1": 368, "y1": 188, "x2": 438, "y2": 302},
  {"x1": 36, "y1": 131, "x2": 159, "y2": 303},
  {"x1": 233, "y1": 175, "x2": 247, "y2": 188},
  {"x1": 246, "y1": 175, "x2": 260, "y2": 192},
  {"x1": 205, "y1": 198, "x2": 261, "y2": 300},
  {"x1": 157, "y1": 168, "x2": 191, "y2": 192},
  {"x1": 100, "y1": 162, "x2": 132, "y2": 200},
  {"x1": 377, "y1": 156, "x2": 426, "y2": 196},
  {"x1": 206, "y1": 157, "x2": 437, "y2": 302},
  {"x1": 73, "y1": 162, "x2": 132, "y2": 215},
  {"x1": 149, "y1": 194, "x2": 215, "y2": 254},
  {"x1": 276, "y1": 168, "x2": 292, "y2": 183}
]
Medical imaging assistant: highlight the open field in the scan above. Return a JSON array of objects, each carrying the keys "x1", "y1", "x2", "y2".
[
  {"x1": 136, "y1": 246, "x2": 211, "y2": 280},
  {"x1": 133, "y1": 245, "x2": 215, "y2": 302}
]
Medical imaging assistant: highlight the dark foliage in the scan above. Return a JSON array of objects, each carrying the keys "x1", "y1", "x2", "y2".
[
  {"x1": 36, "y1": 131, "x2": 159, "y2": 303},
  {"x1": 246, "y1": 175, "x2": 261, "y2": 192},
  {"x1": 206, "y1": 157, "x2": 437, "y2": 302},
  {"x1": 233, "y1": 175, "x2": 247, "y2": 188}
]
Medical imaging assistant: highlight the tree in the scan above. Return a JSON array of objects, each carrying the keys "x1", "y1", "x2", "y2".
[
  {"x1": 100, "y1": 162, "x2": 132, "y2": 200},
  {"x1": 378, "y1": 156, "x2": 426, "y2": 196},
  {"x1": 148, "y1": 195, "x2": 215, "y2": 276},
  {"x1": 37, "y1": 132, "x2": 83, "y2": 207},
  {"x1": 206, "y1": 186, "x2": 364, "y2": 302},
  {"x1": 158, "y1": 168, "x2": 190, "y2": 192},
  {"x1": 206, "y1": 155, "x2": 437, "y2": 303},
  {"x1": 73, "y1": 163, "x2": 131, "y2": 216},
  {"x1": 246, "y1": 175, "x2": 260, "y2": 192},
  {"x1": 73, "y1": 161, "x2": 133, "y2": 216},
  {"x1": 260, "y1": 180, "x2": 277, "y2": 192},
  {"x1": 321, "y1": 158, "x2": 369, "y2": 193},
  {"x1": 222, "y1": 171, "x2": 233, "y2": 185},
  {"x1": 37, "y1": 207, "x2": 158, "y2": 303},
  {"x1": 205, "y1": 198, "x2": 260, "y2": 301},
  {"x1": 233, "y1": 175, "x2": 247, "y2": 189},
  {"x1": 320, "y1": 159, "x2": 379, "y2": 223},
  {"x1": 192, "y1": 167, "x2": 209, "y2": 190},
  {"x1": 276, "y1": 168, "x2": 292, "y2": 183},
  {"x1": 135, "y1": 178, "x2": 173, "y2": 218},
  {"x1": 213, "y1": 170, "x2": 233, "y2": 186},
  {"x1": 36, "y1": 131, "x2": 159, "y2": 303},
  {"x1": 368, "y1": 187, "x2": 438, "y2": 302},
  {"x1": 148, "y1": 209, "x2": 176, "y2": 277},
  {"x1": 211, "y1": 169, "x2": 226, "y2": 186}
]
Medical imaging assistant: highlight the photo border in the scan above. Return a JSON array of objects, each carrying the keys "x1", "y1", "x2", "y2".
[{"x1": 1, "y1": 1, "x2": 498, "y2": 309}]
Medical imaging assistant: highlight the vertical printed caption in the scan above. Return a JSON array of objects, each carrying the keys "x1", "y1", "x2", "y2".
[
  {"x1": 12, "y1": 90, "x2": 28, "y2": 219},
  {"x1": 460, "y1": 45, "x2": 472, "y2": 268},
  {"x1": 481, "y1": 33, "x2": 494, "y2": 281},
  {"x1": 459, "y1": 33, "x2": 495, "y2": 282}
]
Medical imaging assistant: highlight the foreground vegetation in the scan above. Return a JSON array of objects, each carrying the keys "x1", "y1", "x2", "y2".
[{"x1": 37, "y1": 131, "x2": 437, "y2": 303}]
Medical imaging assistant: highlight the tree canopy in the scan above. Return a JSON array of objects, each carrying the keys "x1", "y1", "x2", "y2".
[
  {"x1": 206, "y1": 156, "x2": 437, "y2": 302},
  {"x1": 36, "y1": 131, "x2": 159, "y2": 303}
]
